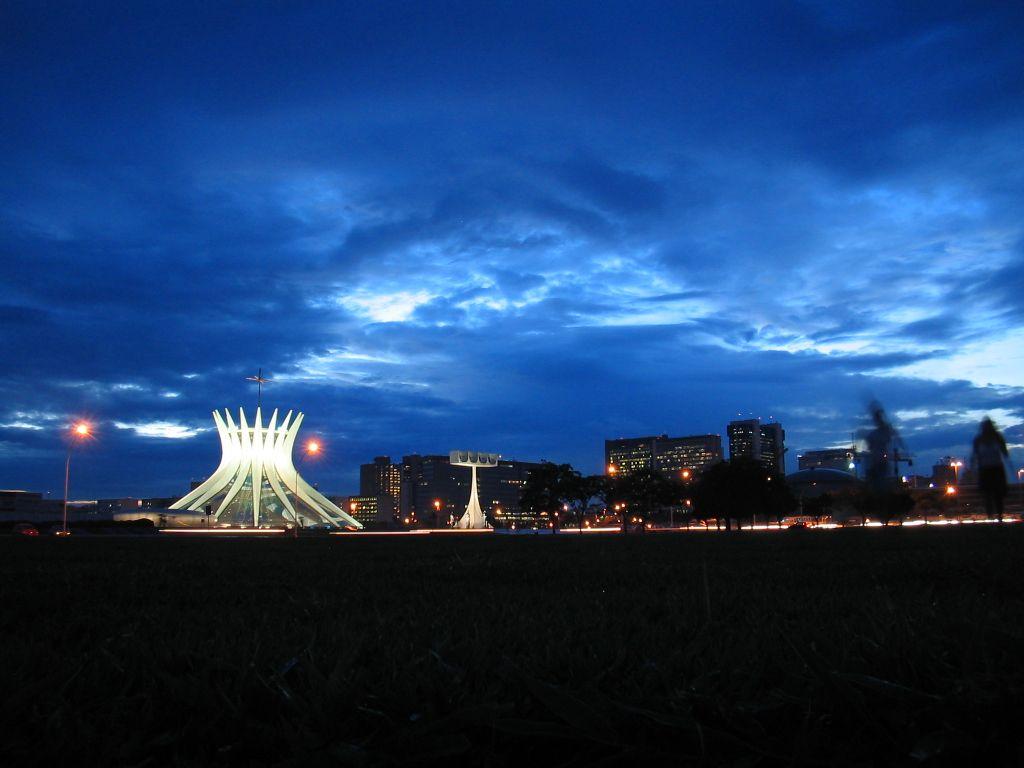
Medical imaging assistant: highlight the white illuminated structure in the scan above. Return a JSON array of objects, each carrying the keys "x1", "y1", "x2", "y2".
[
  {"x1": 450, "y1": 450, "x2": 499, "y2": 529},
  {"x1": 170, "y1": 408, "x2": 361, "y2": 530}
]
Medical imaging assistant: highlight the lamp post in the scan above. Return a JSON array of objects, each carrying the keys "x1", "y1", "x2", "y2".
[
  {"x1": 1017, "y1": 469, "x2": 1023, "y2": 511},
  {"x1": 293, "y1": 439, "x2": 320, "y2": 536},
  {"x1": 62, "y1": 421, "x2": 92, "y2": 536},
  {"x1": 951, "y1": 460, "x2": 963, "y2": 485},
  {"x1": 676, "y1": 469, "x2": 692, "y2": 529}
]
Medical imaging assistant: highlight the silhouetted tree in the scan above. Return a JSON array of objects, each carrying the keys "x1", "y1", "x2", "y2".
[
  {"x1": 519, "y1": 462, "x2": 584, "y2": 529},
  {"x1": 691, "y1": 458, "x2": 792, "y2": 530},
  {"x1": 765, "y1": 474, "x2": 798, "y2": 527},
  {"x1": 916, "y1": 488, "x2": 956, "y2": 524},
  {"x1": 563, "y1": 474, "x2": 603, "y2": 529},
  {"x1": 803, "y1": 492, "x2": 834, "y2": 526},
  {"x1": 853, "y1": 487, "x2": 915, "y2": 525},
  {"x1": 607, "y1": 470, "x2": 684, "y2": 532}
]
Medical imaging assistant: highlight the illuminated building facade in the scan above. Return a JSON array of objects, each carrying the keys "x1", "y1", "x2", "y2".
[
  {"x1": 727, "y1": 418, "x2": 786, "y2": 476},
  {"x1": 342, "y1": 495, "x2": 379, "y2": 526},
  {"x1": 605, "y1": 434, "x2": 723, "y2": 479},
  {"x1": 359, "y1": 456, "x2": 402, "y2": 522},
  {"x1": 170, "y1": 407, "x2": 362, "y2": 529}
]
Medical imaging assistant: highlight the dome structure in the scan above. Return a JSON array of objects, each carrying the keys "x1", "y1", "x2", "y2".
[{"x1": 785, "y1": 467, "x2": 862, "y2": 498}]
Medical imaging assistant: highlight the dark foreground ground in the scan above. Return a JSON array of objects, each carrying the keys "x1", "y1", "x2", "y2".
[{"x1": 2, "y1": 527, "x2": 1023, "y2": 767}]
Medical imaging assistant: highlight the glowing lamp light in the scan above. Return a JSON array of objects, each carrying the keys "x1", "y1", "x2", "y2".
[
  {"x1": 945, "y1": 485, "x2": 957, "y2": 496},
  {"x1": 607, "y1": 464, "x2": 617, "y2": 475},
  {"x1": 73, "y1": 422, "x2": 91, "y2": 437},
  {"x1": 681, "y1": 469, "x2": 691, "y2": 480},
  {"x1": 305, "y1": 440, "x2": 321, "y2": 454}
]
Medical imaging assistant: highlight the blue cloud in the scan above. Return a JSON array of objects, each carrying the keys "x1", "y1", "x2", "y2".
[{"x1": 1, "y1": 1, "x2": 1022, "y2": 496}]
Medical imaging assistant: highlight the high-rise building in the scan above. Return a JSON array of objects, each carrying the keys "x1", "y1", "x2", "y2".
[
  {"x1": 359, "y1": 456, "x2": 402, "y2": 522},
  {"x1": 797, "y1": 448, "x2": 857, "y2": 474},
  {"x1": 398, "y1": 454, "x2": 544, "y2": 527},
  {"x1": 605, "y1": 434, "x2": 723, "y2": 479},
  {"x1": 727, "y1": 418, "x2": 786, "y2": 476}
]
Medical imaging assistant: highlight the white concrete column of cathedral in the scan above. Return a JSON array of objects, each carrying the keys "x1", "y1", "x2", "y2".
[{"x1": 168, "y1": 407, "x2": 362, "y2": 530}]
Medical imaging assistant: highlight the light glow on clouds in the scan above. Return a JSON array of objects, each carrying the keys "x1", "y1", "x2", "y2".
[
  {"x1": 885, "y1": 329, "x2": 1024, "y2": 388},
  {"x1": 114, "y1": 421, "x2": 203, "y2": 439},
  {"x1": 339, "y1": 290, "x2": 436, "y2": 323}
]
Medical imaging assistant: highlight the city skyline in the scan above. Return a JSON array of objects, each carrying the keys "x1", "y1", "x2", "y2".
[
  {"x1": 3, "y1": 402, "x2": 999, "y2": 501},
  {"x1": 2, "y1": 2, "x2": 1023, "y2": 497}
]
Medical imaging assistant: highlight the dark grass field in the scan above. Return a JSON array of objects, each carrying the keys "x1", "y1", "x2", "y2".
[{"x1": 3, "y1": 527, "x2": 1024, "y2": 767}]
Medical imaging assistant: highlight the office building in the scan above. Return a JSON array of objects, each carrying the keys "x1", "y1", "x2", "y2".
[
  {"x1": 342, "y1": 495, "x2": 380, "y2": 527},
  {"x1": 605, "y1": 434, "x2": 723, "y2": 479},
  {"x1": 359, "y1": 456, "x2": 402, "y2": 522},
  {"x1": 727, "y1": 418, "x2": 786, "y2": 476}
]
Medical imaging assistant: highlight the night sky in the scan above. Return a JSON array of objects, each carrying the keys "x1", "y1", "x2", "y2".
[{"x1": 2, "y1": 1, "x2": 1023, "y2": 499}]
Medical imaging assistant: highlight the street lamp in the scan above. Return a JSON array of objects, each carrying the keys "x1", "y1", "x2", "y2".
[
  {"x1": 951, "y1": 460, "x2": 963, "y2": 485},
  {"x1": 293, "y1": 439, "x2": 321, "y2": 534},
  {"x1": 62, "y1": 421, "x2": 92, "y2": 536}
]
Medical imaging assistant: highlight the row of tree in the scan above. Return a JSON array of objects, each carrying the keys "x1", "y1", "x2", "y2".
[{"x1": 518, "y1": 458, "x2": 798, "y2": 531}]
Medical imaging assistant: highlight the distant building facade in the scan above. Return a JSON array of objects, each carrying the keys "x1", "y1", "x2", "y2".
[
  {"x1": 931, "y1": 457, "x2": 964, "y2": 487},
  {"x1": 341, "y1": 495, "x2": 380, "y2": 527},
  {"x1": 359, "y1": 456, "x2": 402, "y2": 522},
  {"x1": 604, "y1": 434, "x2": 723, "y2": 479},
  {"x1": 0, "y1": 490, "x2": 62, "y2": 520},
  {"x1": 95, "y1": 497, "x2": 179, "y2": 514},
  {"x1": 797, "y1": 448, "x2": 857, "y2": 474},
  {"x1": 398, "y1": 454, "x2": 543, "y2": 528},
  {"x1": 727, "y1": 419, "x2": 786, "y2": 476}
]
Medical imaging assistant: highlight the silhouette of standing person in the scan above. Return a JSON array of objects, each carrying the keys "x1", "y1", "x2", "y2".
[
  {"x1": 864, "y1": 402, "x2": 905, "y2": 493},
  {"x1": 971, "y1": 417, "x2": 1009, "y2": 522},
  {"x1": 858, "y1": 401, "x2": 911, "y2": 524}
]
